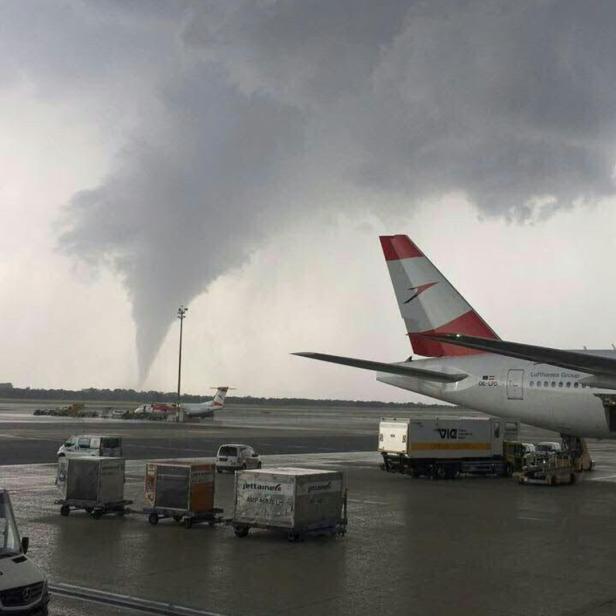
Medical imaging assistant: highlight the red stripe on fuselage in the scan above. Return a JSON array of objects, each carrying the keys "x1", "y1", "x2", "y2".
[
  {"x1": 410, "y1": 310, "x2": 499, "y2": 357},
  {"x1": 380, "y1": 235, "x2": 423, "y2": 260}
]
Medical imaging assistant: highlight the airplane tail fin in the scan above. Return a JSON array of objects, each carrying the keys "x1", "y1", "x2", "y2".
[
  {"x1": 380, "y1": 235, "x2": 499, "y2": 357},
  {"x1": 210, "y1": 386, "x2": 229, "y2": 408}
]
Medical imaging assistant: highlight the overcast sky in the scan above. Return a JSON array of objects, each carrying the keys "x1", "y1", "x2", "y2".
[{"x1": 2, "y1": 1, "x2": 616, "y2": 402}]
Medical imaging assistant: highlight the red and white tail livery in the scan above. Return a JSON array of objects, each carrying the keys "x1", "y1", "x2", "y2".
[
  {"x1": 380, "y1": 235, "x2": 498, "y2": 357},
  {"x1": 295, "y1": 234, "x2": 616, "y2": 441}
]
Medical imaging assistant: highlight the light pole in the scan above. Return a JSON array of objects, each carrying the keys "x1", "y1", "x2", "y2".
[{"x1": 176, "y1": 305, "x2": 188, "y2": 422}]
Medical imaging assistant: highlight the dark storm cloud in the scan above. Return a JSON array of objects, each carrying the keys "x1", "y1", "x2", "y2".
[{"x1": 9, "y1": 0, "x2": 612, "y2": 378}]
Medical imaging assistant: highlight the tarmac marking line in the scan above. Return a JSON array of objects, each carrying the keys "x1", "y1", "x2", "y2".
[{"x1": 49, "y1": 582, "x2": 227, "y2": 616}]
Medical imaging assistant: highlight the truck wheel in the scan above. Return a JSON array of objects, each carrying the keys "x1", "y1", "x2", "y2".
[
  {"x1": 234, "y1": 527, "x2": 249, "y2": 538},
  {"x1": 60, "y1": 505, "x2": 70, "y2": 517},
  {"x1": 148, "y1": 513, "x2": 159, "y2": 525}
]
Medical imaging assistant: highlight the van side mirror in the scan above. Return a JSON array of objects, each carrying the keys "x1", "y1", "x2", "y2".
[{"x1": 21, "y1": 537, "x2": 29, "y2": 554}]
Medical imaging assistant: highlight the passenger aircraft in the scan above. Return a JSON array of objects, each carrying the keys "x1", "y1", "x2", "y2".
[
  {"x1": 295, "y1": 235, "x2": 616, "y2": 440},
  {"x1": 134, "y1": 386, "x2": 231, "y2": 419}
]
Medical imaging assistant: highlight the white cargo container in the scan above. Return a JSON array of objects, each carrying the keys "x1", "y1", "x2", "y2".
[
  {"x1": 232, "y1": 467, "x2": 347, "y2": 541},
  {"x1": 379, "y1": 417, "x2": 506, "y2": 478},
  {"x1": 55, "y1": 456, "x2": 129, "y2": 517}
]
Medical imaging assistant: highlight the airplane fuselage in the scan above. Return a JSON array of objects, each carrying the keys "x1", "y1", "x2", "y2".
[{"x1": 377, "y1": 351, "x2": 616, "y2": 439}]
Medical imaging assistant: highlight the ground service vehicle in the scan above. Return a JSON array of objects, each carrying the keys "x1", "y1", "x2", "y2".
[
  {"x1": 379, "y1": 416, "x2": 506, "y2": 478},
  {"x1": 518, "y1": 452, "x2": 576, "y2": 486},
  {"x1": 216, "y1": 444, "x2": 261, "y2": 472},
  {"x1": 503, "y1": 441, "x2": 537, "y2": 473},
  {"x1": 536, "y1": 441, "x2": 562, "y2": 453},
  {"x1": 57, "y1": 435, "x2": 122, "y2": 458},
  {"x1": 0, "y1": 490, "x2": 49, "y2": 615}
]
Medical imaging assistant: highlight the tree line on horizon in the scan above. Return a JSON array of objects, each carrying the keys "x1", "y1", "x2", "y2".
[{"x1": 0, "y1": 386, "x2": 436, "y2": 408}]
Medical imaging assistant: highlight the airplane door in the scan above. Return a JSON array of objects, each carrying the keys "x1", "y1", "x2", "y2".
[{"x1": 507, "y1": 369, "x2": 524, "y2": 400}]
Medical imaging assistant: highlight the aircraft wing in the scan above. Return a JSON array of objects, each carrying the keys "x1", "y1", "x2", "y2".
[
  {"x1": 292, "y1": 352, "x2": 467, "y2": 383},
  {"x1": 425, "y1": 333, "x2": 616, "y2": 380}
]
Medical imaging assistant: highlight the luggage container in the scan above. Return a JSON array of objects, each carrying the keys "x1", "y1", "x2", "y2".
[
  {"x1": 379, "y1": 416, "x2": 507, "y2": 478},
  {"x1": 55, "y1": 456, "x2": 131, "y2": 518},
  {"x1": 143, "y1": 460, "x2": 222, "y2": 528},
  {"x1": 232, "y1": 467, "x2": 347, "y2": 542}
]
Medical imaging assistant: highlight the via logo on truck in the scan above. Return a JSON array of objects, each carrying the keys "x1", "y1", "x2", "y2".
[{"x1": 437, "y1": 429, "x2": 458, "y2": 440}]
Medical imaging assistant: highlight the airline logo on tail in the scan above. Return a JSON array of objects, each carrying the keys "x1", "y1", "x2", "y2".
[
  {"x1": 404, "y1": 282, "x2": 438, "y2": 304},
  {"x1": 380, "y1": 235, "x2": 499, "y2": 357}
]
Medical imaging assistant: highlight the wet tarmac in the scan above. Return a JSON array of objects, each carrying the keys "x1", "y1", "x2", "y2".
[{"x1": 2, "y1": 401, "x2": 616, "y2": 615}]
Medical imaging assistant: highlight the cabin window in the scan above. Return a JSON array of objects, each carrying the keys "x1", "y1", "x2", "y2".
[
  {"x1": 566, "y1": 382, "x2": 571, "y2": 388},
  {"x1": 530, "y1": 381, "x2": 535, "y2": 387},
  {"x1": 574, "y1": 382, "x2": 579, "y2": 389},
  {"x1": 551, "y1": 381, "x2": 556, "y2": 387},
  {"x1": 537, "y1": 381, "x2": 541, "y2": 387},
  {"x1": 544, "y1": 381, "x2": 549, "y2": 387},
  {"x1": 558, "y1": 382, "x2": 563, "y2": 388}
]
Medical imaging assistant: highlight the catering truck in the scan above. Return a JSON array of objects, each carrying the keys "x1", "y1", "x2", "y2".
[
  {"x1": 379, "y1": 416, "x2": 508, "y2": 479},
  {"x1": 0, "y1": 490, "x2": 49, "y2": 614}
]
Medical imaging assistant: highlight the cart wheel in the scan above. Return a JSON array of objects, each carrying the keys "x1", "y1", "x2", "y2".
[
  {"x1": 85, "y1": 507, "x2": 93, "y2": 514},
  {"x1": 148, "y1": 513, "x2": 159, "y2": 526},
  {"x1": 60, "y1": 505, "x2": 70, "y2": 517},
  {"x1": 173, "y1": 515, "x2": 183, "y2": 523},
  {"x1": 91, "y1": 509, "x2": 103, "y2": 519},
  {"x1": 184, "y1": 517, "x2": 193, "y2": 529},
  {"x1": 234, "y1": 526, "x2": 249, "y2": 538},
  {"x1": 287, "y1": 531, "x2": 300, "y2": 543}
]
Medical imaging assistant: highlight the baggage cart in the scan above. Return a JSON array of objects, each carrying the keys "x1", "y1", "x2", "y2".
[
  {"x1": 232, "y1": 468, "x2": 347, "y2": 542},
  {"x1": 518, "y1": 452, "x2": 576, "y2": 486},
  {"x1": 55, "y1": 456, "x2": 131, "y2": 518},
  {"x1": 143, "y1": 460, "x2": 222, "y2": 528}
]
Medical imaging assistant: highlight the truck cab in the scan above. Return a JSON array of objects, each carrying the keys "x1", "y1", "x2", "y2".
[
  {"x1": 0, "y1": 490, "x2": 49, "y2": 615},
  {"x1": 57, "y1": 435, "x2": 122, "y2": 458}
]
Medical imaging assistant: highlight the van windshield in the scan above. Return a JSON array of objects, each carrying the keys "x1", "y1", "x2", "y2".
[
  {"x1": 0, "y1": 492, "x2": 21, "y2": 556},
  {"x1": 219, "y1": 446, "x2": 237, "y2": 456}
]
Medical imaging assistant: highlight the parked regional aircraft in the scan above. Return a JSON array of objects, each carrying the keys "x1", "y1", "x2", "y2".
[
  {"x1": 295, "y1": 235, "x2": 616, "y2": 440},
  {"x1": 134, "y1": 386, "x2": 231, "y2": 419}
]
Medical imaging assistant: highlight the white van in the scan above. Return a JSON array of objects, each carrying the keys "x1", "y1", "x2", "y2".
[
  {"x1": 57, "y1": 435, "x2": 123, "y2": 458},
  {"x1": 216, "y1": 444, "x2": 262, "y2": 472},
  {"x1": 0, "y1": 490, "x2": 49, "y2": 615}
]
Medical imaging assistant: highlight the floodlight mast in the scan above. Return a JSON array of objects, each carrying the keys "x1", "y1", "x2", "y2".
[{"x1": 176, "y1": 305, "x2": 188, "y2": 422}]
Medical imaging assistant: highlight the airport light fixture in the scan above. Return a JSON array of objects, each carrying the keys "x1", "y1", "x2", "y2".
[{"x1": 177, "y1": 305, "x2": 188, "y2": 422}]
